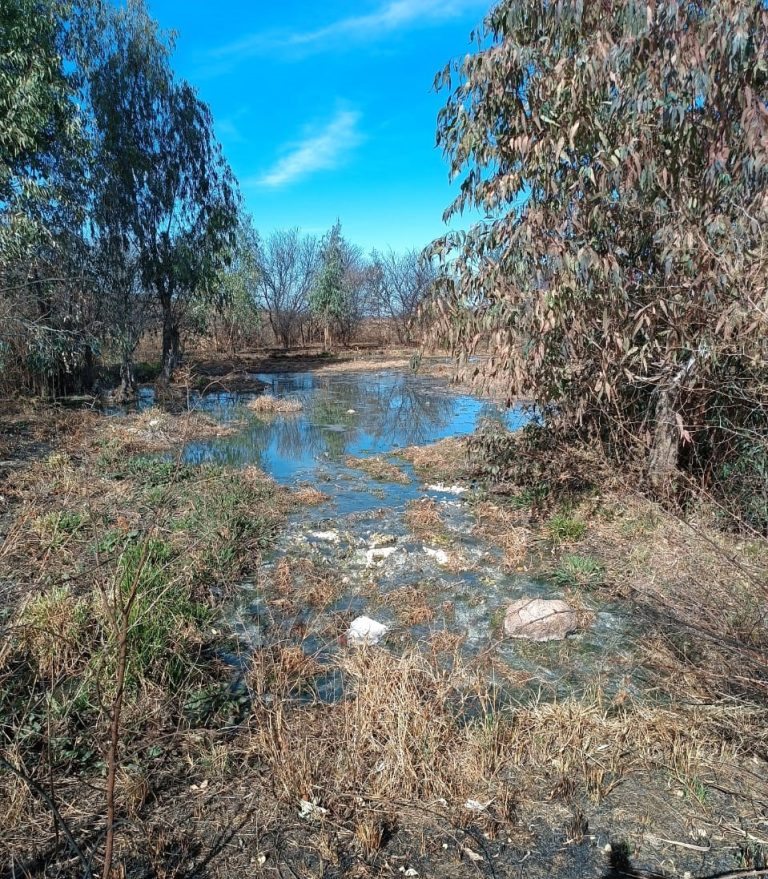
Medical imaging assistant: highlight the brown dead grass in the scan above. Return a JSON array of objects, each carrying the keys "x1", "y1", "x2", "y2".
[
  {"x1": 247, "y1": 394, "x2": 303, "y2": 414},
  {"x1": 103, "y1": 405, "x2": 241, "y2": 452},
  {"x1": 272, "y1": 556, "x2": 344, "y2": 609},
  {"x1": 238, "y1": 645, "x2": 761, "y2": 840},
  {"x1": 292, "y1": 485, "x2": 328, "y2": 506},
  {"x1": 344, "y1": 455, "x2": 410, "y2": 484},
  {"x1": 382, "y1": 586, "x2": 435, "y2": 626},
  {"x1": 313, "y1": 356, "x2": 413, "y2": 374},
  {"x1": 403, "y1": 498, "x2": 446, "y2": 541},
  {"x1": 579, "y1": 491, "x2": 768, "y2": 718},
  {"x1": 473, "y1": 500, "x2": 531, "y2": 570},
  {"x1": 397, "y1": 436, "x2": 469, "y2": 484}
]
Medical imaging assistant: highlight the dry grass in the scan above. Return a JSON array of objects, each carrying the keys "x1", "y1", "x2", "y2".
[
  {"x1": 472, "y1": 500, "x2": 531, "y2": 570},
  {"x1": 103, "y1": 405, "x2": 240, "y2": 452},
  {"x1": 382, "y1": 586, "x2": 435, "y2": 626},
  {"x1": 272, "y1": 556, "x2": 344, "y2": 609},
  {"x1": 247, "y1": 394, "x2": 303, "y2": 414},
  {"x1": 344, "y1": 455, "x2": 410, "y2": 484},
  {"x1": 292, "y1": 485, "x2": 328, "y2": 506},
  {"x1": 403, "y1": 498, "x2": 446, "y2": 541},
  {"x1": 237, "y1": 645, "x2": 762, "y2": 846},
  {"x1": 579, "y1": 492, "x2": 768, "y2": 717},
  {"x1": 397, "y1": 437, "x2": 469, "y2": 484},
  {"x1": 312, "y1": 355, "x2": 414, "y2": 374}
]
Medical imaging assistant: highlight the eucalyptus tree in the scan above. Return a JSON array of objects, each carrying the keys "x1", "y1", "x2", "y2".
[
  {"x1": 82, "y1": 0, "x2": 238, "y2": 385},
  {"x1": 431, "y1": 0, "x2": 768, "y2": 509},
  {"x1": 0, "y1": 0, "x2": 96, "y2": 395},
  {"x1": 310, "y1": 222, "x2": 346, "y2": 351},
  {"x1": 205, "y1": 215, "x2": 262, "y2": 354},
  {"x1": 0, "y1": 0, "x2": 80, "y2": 255}
]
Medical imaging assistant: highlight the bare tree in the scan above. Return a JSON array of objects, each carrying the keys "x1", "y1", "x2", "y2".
[
  {"x1": 256, "y1": 229, "x2": 320, "y2": 348},
  {"x1": 369, "y1": 249, "x2": 435, "y2": 343}
]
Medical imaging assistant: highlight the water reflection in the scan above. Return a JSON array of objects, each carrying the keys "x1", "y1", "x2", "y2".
[{"x1": 180, "y1": 370, "x2": 527, "y2": 484}]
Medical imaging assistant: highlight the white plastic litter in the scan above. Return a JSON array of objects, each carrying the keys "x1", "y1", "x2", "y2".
[
  {"x1": 365, "y1": 546, "x2": 397, "y2": 566},
  {"x1": 346, "y1": 409, "x2": 356, "y2": 414},
  {"x1": 426, "y1": 483, "x2": 468, "y2": 495},
  {"x1": 346, "y1": 616, "x2": 388, "y2": 646},
  {"x1": 310, "y1": 530, "x2": 340, "y2": 543},
  {"x1": 424, "y1": 546, "x2": 450, "y2": 565},
  {"x1": 298, "y1": 799, "x2": 328, "y2": 820}
]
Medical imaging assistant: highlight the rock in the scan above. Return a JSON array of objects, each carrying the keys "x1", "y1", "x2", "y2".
[
  {"x1": 346, "y1": 615, "x2": 388, "y2": 646},
  {"x1": 503, "y1": 598, "x2": 578, "y2": 642},
  {"x1": 346, "y1": 408, "x2": 356, "y2": 414},
  {"x1": 427, "y1": 483, "x2": 468, "y2": 495},
  {"x1": 365, "y1": 546, "x2": 397, "y2": 566},
  {"x1": 424, "y1": 546, "x2": 450, "y2": 565}
]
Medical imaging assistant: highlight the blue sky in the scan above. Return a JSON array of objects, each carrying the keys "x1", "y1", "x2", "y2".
[{"x1": 144, "y1": 0, "x2": 490, "y2": 253}]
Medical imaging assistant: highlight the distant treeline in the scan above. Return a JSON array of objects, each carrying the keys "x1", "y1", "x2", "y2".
[{"x1": 0, "y1": 0, "x2": 434, "y2": 400}]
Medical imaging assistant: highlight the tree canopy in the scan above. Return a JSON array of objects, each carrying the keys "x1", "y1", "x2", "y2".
[
  {"x1": 430, "y1": 0, "x2": 768, "y2": 517},
  {"x1": 310, "y1": 221, "x2": 346, "y2": 350}
]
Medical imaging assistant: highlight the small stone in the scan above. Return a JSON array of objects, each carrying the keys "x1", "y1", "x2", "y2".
[
  {"x1": 464, "y1": 799, "x2": 491, "y2": 813},
  {"x1": 503, "y1": 597, "x2": 578, "y2": 641},
  {"x1": 298, "y1": 799, "x2": 328, "y2": 820},
  {"x1": 462, "y1": 847, "x2": 484, "y2": 862}
]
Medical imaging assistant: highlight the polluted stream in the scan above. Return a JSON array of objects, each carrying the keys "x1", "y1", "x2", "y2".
[{"x1": 133, "y1": 369, "x2": 634, "y2": 704}]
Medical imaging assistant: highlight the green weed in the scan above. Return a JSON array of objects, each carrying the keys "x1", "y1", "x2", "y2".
[
  {"x1": 33, "y1": 510, "x2": 87, "y2": 548},
  {"x1": 546, "y1": 511, "x2": 587, "y2": 543},
  {"x1": 116, "y1": 538, "x2": 210, "y2": 685},
  {"x1": 552, "y1": 554, "x2": 604, "y2": 589}
]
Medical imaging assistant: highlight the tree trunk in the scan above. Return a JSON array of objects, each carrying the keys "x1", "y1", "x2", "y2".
[
  {"x1": 82, "y1": 344, "x2": 96, "y2": 392},
  {"x1": 159, "y1": 290, "x2": 179, "y2": 383},
  {"x1": 113, "y1": 356, "x2": 136, "y2": 404},
  {"x1": 647, "y1": 387, "x2": 680, "y2": 496},
  {"x1": 647, "y1": 352, "x2": 701, "y2": 496}
]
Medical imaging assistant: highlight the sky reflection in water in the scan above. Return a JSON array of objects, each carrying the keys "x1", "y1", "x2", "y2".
[{"x1": 179, "y1": 370, "x2": 527, "y2": 487}]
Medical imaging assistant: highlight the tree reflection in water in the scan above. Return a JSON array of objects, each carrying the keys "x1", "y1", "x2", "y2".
[{"x1": 179, "y1": 371, "x2": 525, "y2": 482}]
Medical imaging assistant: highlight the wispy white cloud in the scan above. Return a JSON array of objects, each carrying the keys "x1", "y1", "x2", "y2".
[
  {"x1": 208, "y1": 0, "x2": 482, "y2": 64},
  {"x1": 216, "y1": 106, "x2": 250, "y2": 144},
  {"x1": 251, "y1": 110, "x2": 364, "y2": 189}
]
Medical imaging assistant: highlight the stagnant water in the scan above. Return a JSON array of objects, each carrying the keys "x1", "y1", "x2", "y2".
[{"x1": 133, "y1": 369, "x2": 635, "y2": 702}]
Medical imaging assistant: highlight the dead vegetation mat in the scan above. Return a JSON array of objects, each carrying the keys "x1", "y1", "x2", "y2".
[{"x1": 1, "y1": 410, "x2": 768, "y2": 877}]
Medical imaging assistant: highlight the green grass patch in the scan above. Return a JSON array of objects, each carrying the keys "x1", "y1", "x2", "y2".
[
  {"x1": 546, "y1": 510, "x2": 587, "y2": 543},
  {"x1": 552, "y1": 554, "x2": 604, "y2": 589}
]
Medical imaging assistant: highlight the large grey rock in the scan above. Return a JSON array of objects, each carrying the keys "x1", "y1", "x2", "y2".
[{"x1": 503, "y1": 598, "x2": 578, "y2": 642}]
